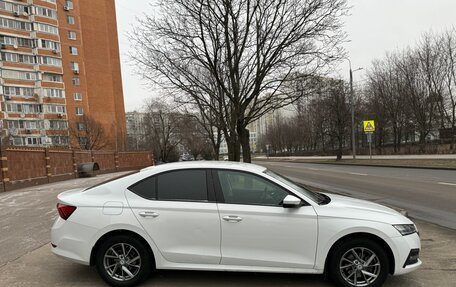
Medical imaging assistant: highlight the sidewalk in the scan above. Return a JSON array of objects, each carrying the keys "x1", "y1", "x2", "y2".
[{"x1": 255, "y1": 154, "x2": 456, "y2": 160}]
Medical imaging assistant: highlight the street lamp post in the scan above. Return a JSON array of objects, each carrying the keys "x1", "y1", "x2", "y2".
[{"x1": 347, "y1": 59, "x2": 363, "y2": 160}]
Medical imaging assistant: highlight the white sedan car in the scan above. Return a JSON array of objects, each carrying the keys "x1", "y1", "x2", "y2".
[{"x1": 51, "y1": 161, "x2": 421, "y2": 287}]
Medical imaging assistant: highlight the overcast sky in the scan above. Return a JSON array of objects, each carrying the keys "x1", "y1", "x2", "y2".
[{"x1": 114, "y1": 0, "x2": 456, "y2": 112}]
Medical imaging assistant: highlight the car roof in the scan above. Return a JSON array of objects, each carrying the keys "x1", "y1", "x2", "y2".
[{"x1": 140, "y1": 161, "x2": 267, "y2": 174}]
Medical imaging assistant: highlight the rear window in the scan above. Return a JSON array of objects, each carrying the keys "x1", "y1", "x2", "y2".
[{"x1": 84, "y1": 171, "x2": 138, "y2": 191}]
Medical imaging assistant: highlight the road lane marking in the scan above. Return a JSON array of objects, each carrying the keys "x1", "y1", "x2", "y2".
[
  {"x1": 349, "y1": 172, "x2": 368, "y2": 176},
  {"x1": 307, "y1": 168, "x2": 320, "y2": 171},
  {"x1": 438, "y1": 182, "x2": 456, "y2": 186}
]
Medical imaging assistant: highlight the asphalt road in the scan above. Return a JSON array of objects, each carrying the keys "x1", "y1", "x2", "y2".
[{"x1": 255, "y1": 160, "x2": 456, "y2": 229}]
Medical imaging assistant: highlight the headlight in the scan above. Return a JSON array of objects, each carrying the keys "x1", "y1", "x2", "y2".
[{"x1": 393, "y1": 224, "x2": 417, "y2": 236}]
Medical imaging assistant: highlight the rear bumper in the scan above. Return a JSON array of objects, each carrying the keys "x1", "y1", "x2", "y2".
[{"x1": 51, "y1": 217, "x2": 97, "y2": 265}]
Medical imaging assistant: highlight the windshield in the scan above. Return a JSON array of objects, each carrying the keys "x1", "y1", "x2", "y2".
[{"x1": 264, "y1": 169, "x2": 328, "y2": 204}]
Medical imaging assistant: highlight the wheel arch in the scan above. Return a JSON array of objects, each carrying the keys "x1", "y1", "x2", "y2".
[
  {"x1": 323, "y1": 232, "x2": 395, "y2": 275},
  {"x1": 89, "y1": 229, "x2": 155, "y2": 268}
]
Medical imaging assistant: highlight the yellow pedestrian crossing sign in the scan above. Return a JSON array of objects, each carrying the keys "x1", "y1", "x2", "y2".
[{"x1": 363, "y1": 120, "x2": 375, "y2": 133}]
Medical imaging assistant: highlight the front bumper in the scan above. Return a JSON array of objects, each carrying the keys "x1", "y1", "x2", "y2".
[{"x1": 391, "y1": 232, "x2": 422, "y2": 275}]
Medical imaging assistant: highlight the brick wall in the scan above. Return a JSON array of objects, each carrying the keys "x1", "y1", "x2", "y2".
[
  {"x1": 118, "y1": 152, "x2": 154, "y2": 169},
  {"x1": 49, "y1": 150, "x2": 73, "y2": 176},
  {"x1": 8, "y1": 149, "x2": 47, "y2": 181},
  {"x1": 0, "y1": 147, "x2": 154, "y2": 192},
  {"x1": 93, "y1": 151, "x2": 116, "y2": 171}
]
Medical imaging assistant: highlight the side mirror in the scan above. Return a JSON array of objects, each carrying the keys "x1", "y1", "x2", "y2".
[{"x1": 282, "y1": 195, "x2": 302, "y2": 208}]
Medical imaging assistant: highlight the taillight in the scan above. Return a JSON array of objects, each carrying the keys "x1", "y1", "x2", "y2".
[{"x1": 57, "y1": 203, "x2": 77, "y2": 220}]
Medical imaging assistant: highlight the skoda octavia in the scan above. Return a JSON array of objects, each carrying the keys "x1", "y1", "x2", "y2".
[{"x1": 51, "y1": 161, "x2": 421, "y2": 287}]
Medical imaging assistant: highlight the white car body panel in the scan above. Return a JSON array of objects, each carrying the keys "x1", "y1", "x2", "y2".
[
  {"x1": 125, "y1": 191, "x2": 221, "y2": 265},
  {"x1": 51, "y1": 161, "x2": 421, "y2": 279},
  {"x1": 217, "y1": 203, "x2": 318, "y2": 269}
]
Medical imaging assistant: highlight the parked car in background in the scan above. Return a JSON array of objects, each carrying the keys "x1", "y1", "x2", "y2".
[{"x1": 51, "y1": 161, "x2": 421, "y2": 287}]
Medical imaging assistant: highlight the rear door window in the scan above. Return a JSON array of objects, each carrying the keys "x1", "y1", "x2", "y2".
[{"x1": 157, "y1": 169, "x2": 208, "y2": 202}]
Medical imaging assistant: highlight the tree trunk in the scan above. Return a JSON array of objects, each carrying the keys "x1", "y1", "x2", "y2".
[
  {"x1": 239, "y1": 127, "x2": 251, "y2": 163},
  {"x1": 227, "y1": 137, "x2": 241, "y2": 161},
  {"x1": 336, "y1": 137, "x2": 343, "y2": 160},
  {"x1": 451, "y1": 125, "x2": 455, "y2": 151}
]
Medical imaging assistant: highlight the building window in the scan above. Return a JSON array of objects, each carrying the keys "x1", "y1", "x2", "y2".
[
  {"x1": 3, "y1": 86, "x2": 35, "y2": 97},
  {"x1": 26, "y1": 137, "x2": 42, "y2": 146},
  {"x1": 65, "y1": 0, "x2": 74, "y2": 10},
  {"x1": 41, "y1": 39, "x2": 60, "y2": 51},
  {"x1": 6, "y1": 120, "x2": 42, "y2": 130},
  {"x1": 42, "y1": 73, "x2": 63, "y2": 82},
  {"x1": 68, "y1": 31, "x2": 77, "y2": 40},
  {"x1": 1, "y1": 69, "x2": 37, "y2": 81},
  {"x1": 6, "y1": 103, "x2": 41, "y2": 113},
  {"x1": 78, "y1": 137, "x2": 87, "y2": 146},
  {"x1": 51, "y1": 136, "x2": 68, "y2": 146},
  {"x1": 43, "y1": 88, "x2": 65, "y2": 98},
  {"x1": 72, "y1": 77, "x2": 80, "y2": 85},
  {"x1": 36, "y1": 23, "x2": 59, "y2": 35},
  {"x1": 77, "y1": 122, "x2": 86, "y2": 131},
  {"x1": 0, "y1": 35, "x2": 34, "y2": 48},
  {"x1": 35, "y1": 6, "x2": 57, "y2": 19},
  {"x1": 0, "y1": 17, "x2": 32, "y2": 31},
  {"x1": 0, "y1": 1, "x2": 30, "y2": 14},
  {"x1": 69, "y1": 46, "x2": 78, "y2": 55},
  {"x1": 1, "y1": 52, "x2": 36, "y2": 64},
  {"x1": 67, "y1": 15, "x2": 75, "y2": 24},
  {"x1": 46, "y1": 105, "x2": 66, "y2": 114},
  {"x1": 49, "y1": 120, "x2": 68, "y2": 130},
  {"x1": 73, "y1": 92, "x2": 82, "y2": 101},
  {"x1": 75, "y1": 107, "x2": 84, "y2": 115},
  {"x1": 40, "y1": 56, "x2": 62, "y2": 67},
  {"x1": 71, "y1": 62, "x2": 79, "y2": 72},
  {"x1": 9, "y1": 137, "x2": 23, "y2": 146}
]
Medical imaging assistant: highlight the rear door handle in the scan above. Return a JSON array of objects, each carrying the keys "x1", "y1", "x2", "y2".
[
  {"x1": 222, "y1": 215, "x2": 242, "y2": 223},
  {"x1": 139, "y1": 211, "x2": 159, "y2": 218}
]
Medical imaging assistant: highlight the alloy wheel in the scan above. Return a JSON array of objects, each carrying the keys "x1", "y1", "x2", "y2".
[
  {"x1": 103, "y1": 243, "x2": 142, "y2": 281},
  {"x1": 339, "y1": 247, "x2": 381, "y2": 286}
]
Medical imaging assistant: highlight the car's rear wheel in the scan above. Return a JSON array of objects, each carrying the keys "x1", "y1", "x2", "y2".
[
  {"x1": 329, "y1": 238, "x2": 389, "y2": 287},
  {"x1": 95, "y1": 235, "x2": 152, "y2": 287}
]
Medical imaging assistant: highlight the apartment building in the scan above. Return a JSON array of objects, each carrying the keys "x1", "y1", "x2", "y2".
[{"x1": 0, "y1": 0, "x2": 126, "y2": 150}]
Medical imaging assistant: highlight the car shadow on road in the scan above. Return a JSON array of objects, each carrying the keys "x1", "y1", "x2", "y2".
[{"x1": 141, "y1": 270, "x2": 331, "y2": 287}]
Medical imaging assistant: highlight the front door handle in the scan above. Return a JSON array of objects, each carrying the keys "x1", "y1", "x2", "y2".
[
  {"x1": 139, "y1": 211, "x2": 159, "y2": 218},
  {"x1": 222, "y1": 215, "x2": 243, "y2": 223}
]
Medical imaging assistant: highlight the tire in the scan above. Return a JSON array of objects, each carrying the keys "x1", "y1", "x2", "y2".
[
  {"x1": 95, "y1": 235, "x2": 153, "y2": 287},
  {"x1": 329, "y1": 238, "x2": 389, "y2": 287}
]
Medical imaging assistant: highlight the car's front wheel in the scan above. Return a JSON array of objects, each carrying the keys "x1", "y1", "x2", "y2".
[
  {"x1": 95, "y1": 235, "x2": 152, "y2": 287},
  {"x1": 329, "y1": 238, "x2": 389, "y2": 287}
]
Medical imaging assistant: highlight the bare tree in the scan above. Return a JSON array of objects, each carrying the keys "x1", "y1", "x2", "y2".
[
  {"x1": 70, "y1": 115, "x2": 108, "y2": 150},
  {"x1": 320, "y1": 79, "x2": 350, "y2": 159},
  {"x1": 143, "y1": 100, "x2": 182, "y2": 162},
  {"x1": 367, "y1": 54, "x2": 409, "y2": 152},
  {"x1": 131, "y1": 0, "x2": 348, "y2": 162},
  {"x1": 179, "y1": 113, "x2": 215, "y2": 159},
  {"x1": 440, "y1": 29, "x2": 456, "y2": 150}
]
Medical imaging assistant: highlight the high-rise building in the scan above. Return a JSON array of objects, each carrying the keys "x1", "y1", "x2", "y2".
[{"x1": 0, "y1": 0, "x2": 126, "y2": 150}]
